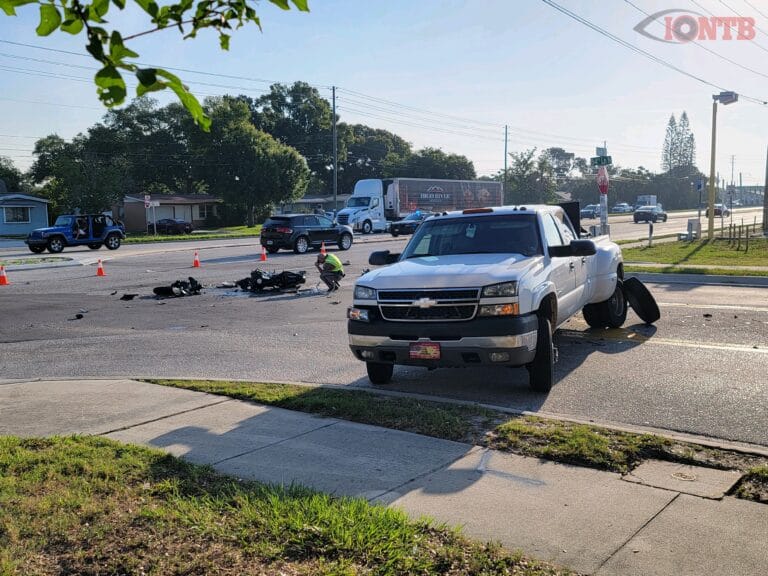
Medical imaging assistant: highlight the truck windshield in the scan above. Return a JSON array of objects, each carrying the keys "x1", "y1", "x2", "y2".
[
  {"x1": 347, "y1": 197, "x2": 370, "y2": 207},
  {"x1": 402, "y1": 214, "x2": 542, "y2": 259},
  {"x1": 54, "y1": 216, "x2": 73, "y2": 227}
]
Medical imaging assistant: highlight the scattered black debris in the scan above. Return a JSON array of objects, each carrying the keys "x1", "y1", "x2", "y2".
[
  {"x1": 200, "y1": 325, "x2": 209, "y2": 328},
  {"x1": 120, "y1": 294, "x2": 138, "y2": 301},
  {"x1": 235, "y1": 268, "x2": 306, "y2": 292},
  {"x1": 153, "y1": 277, "x2": 203, "y2": 298},
  {"x1": 342, "y1": 260, "x2": 351, "y2": 266},
  {"x1": 703, "y1": 313, "x2": 713, "y2": 318},
  {"x1": 69, "y1": 313, "x2": 84, "y2": 321},
  {"x1": 110, "y1": 291, "x2": 117, "y2": 296},
  {"x1": 330, "y1": 301, "x2": 341, "y2": 305},
  {"x1": 360, "y1": 267, "x2": 371, "y2": 276}
]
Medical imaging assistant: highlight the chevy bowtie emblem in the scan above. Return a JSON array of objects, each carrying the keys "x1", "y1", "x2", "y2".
[{"x1": 413, "y1": 297, "x2": 437, "y2": 308}]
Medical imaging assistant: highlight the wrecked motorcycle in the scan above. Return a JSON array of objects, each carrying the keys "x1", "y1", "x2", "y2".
[
  {"x1": 235, "y1": 268, "x2": 306, "y2": 292},
  {"x1": 153, "y1": 277, "x2": 203, "y2": 297}
]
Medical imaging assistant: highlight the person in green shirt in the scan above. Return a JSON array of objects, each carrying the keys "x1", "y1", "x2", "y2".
[{"x1": 315, "y1": 252, "x2": 345, "y2": 292}]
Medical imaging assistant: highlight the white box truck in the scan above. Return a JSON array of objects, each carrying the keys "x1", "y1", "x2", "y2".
[{"x1": 336, "y1": 178, "x2": 503, "y2": 234}]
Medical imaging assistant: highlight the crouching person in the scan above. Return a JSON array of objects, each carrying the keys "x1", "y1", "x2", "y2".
[{"x1": 315, "y1": 253, "x2": 344, "y2": 292}]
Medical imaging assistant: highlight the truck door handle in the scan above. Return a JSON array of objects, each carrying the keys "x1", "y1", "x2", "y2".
[
  {"x1": 569, "y1": 262, "x2": 575, "y2": 270},
  {"x1": 581, "y1": 257, "x2": 587, "y2": 263}
]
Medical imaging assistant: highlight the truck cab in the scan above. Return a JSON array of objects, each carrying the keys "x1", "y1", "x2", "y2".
[
  {"x1": 335, "y1": 179, "x2": 388, "y2": 234},
  {"x1": 25, "y1": 214, "x2": 126, "y2": 253}
]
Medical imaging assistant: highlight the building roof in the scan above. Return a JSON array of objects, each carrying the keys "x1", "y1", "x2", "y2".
[
  {"x1": 124, "y1": 194, "x2": 222, "y2": 205},
  {"x1": 0, "y1": 194, "x2": 51, "y2": 204}
]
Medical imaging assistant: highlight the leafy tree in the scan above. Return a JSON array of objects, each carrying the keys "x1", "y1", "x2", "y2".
[
  {"x1": 206, "y1": 98, "x2": 309, "y2": 225},
  {"x1": 0, "y1": 156, "x2": 28, "y2": 193},
  {"x1": 30, "y1": 134, "x2": 129, "y2": 214},
  {"x1": 337, "y1": 124, "x2": 411, "y2": 192},
  {"x1": 503, "y1": 149, "x2": 557, "y2": 204},
  {"x1": 541, "y1": 147, "x2": 576, "y2": 181},
  {"x1": 0, "y1": 0, "x2": 309, "y2": 129},
  {"x1": 386, "y1": 147, "x2": 476, "y2": 180}
]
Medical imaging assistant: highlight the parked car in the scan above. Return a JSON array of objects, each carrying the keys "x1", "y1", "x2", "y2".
[
  {"x1": 389, "y1": 211, "x2": 434, "y2": 237},
  {"x1": 611, "y1": 203, "x2": 633, "y2": 213},
  {"x1": 633, "y1": 205, "x2": 668, "y2": 223},
  {"x1": 580, "y1": 204, "x2": 600, "y2": 219},
  {"x1": 148, "y1": 218, "x2": 193, "y2": 234},
  {"x1": 25, "y1": 214, "x2": 125, "y2": 253},
  {"x1": 705, "y1": 204, "x2": 730, "y2": 217},
  {"x1": 260, "y1": 214, "x2": 354, "y2": 254}
]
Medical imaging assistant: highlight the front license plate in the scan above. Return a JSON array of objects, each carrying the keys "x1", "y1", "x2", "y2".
[
  {"x1": 266, "y1": 240, "x2": 273, "y2": 245},
  {"x1": 409, "y1": 342, "x2": 441, "y2": 360}
]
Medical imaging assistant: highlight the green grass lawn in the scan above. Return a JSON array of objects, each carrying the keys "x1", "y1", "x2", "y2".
[
  {"x1": 0, "y1": 436, "x2": 573, "y2": 575},
  {"x1": 125, "y1": 225, "x2": 261, "y2": 244},
  {"x1": 622, "y1": 238, "x2": 768, "y2": 267},
  {"x1": 0, "y1": 257, "x2": 70, "y2": 266}
]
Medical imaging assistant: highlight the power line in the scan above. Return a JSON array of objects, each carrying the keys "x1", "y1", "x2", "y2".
[
  {"x1": 540, "y1": 0, "x2": 768, "y2": 105},
  {"x1": 743, "y1": 0, "x2": 768, "y2": 22},
  {"x1": 714, "y1": 0, "x2": 768, "y2": 43}
]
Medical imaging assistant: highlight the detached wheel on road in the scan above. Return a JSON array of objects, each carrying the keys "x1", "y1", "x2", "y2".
[
  {"x1": 362, "y1": 220, "x2": 372, "y2": 235},
  {"x1": 338, "y1": 233, "x2": 353, "y2": 251},
  {"x1": 105, "y1": 234, "x2": 121, "y2": 250},
  {"x1": 366, "y1": 361, "x2": 393, "y2": 385},
  {"x1": 29, "y1": 246, "x2": 45, "y2": 254},
  {"x1": 266, "y1": 246, "x2": 280, "y2": 254},
  {"x1": 88, "y1": 243, "x2": 102, "y2": 250},
  {"x1": 624, "y1": 277, "x2": 661, "y2": 325},
  {"x1": 47, "y1": 237, "x2": 64, "y2": 253},
  {"x1": 526, "y1": 315, "x2": 554, "y2": 393},
  {"x1": 293, "y1": 236, "x2": 309, "y2": 254},
  {"x1": 582, "y1": 279, "x2": 628, "y2": 329}
]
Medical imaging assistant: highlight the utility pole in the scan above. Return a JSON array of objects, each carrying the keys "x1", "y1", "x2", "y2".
[
  {"x1": 503, "y1": 125, "x2": 508, "y2": 198},
  {"x1": 332, "y1": 85, "x2": 338, "y2": 212},
  {"x1": 763, "y1": 146, "x2": 768, "y2": 235}
]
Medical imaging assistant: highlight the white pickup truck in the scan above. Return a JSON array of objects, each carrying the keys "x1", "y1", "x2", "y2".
[{"x1": 347, "y1": 205, "x2": 658, "y2": 392}]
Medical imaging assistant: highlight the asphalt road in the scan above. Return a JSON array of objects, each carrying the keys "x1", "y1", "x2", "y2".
[{"x1": 2, "y1": 236, "x2": 767, "y2": 449}]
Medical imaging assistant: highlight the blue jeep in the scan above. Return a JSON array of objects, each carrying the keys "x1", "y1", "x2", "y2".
[{"x1": 25, "y1": 214, "x2": 126, "y2": 254}]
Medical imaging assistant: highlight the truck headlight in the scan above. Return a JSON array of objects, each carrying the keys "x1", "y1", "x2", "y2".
[
  {"x1": 478, "y1": 303, "x2": 519, "y2": 317},
  {"x1": 481, "y1": 281, "x2": 517, "y2": 297},
  {"x1": 354, "y1": 285, "x2": 377, "y2": 300},
  {"x1": 347, "y1": 307, "x2": 370, "y2": 322}
]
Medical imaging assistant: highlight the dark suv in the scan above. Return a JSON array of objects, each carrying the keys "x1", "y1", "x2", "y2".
[
  {"x1": 260, "y1": 214, "x2": 354, "y2": 254},
  {"x1": 633, "y1": 205, "x2": 668, "y2": 223}
]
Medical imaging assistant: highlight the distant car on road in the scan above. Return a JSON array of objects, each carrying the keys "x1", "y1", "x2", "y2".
[
  {"x1": 706, "y1": 204, "x2": 731, "y2": 218},
  {"x1": 25, "y1": 214, "x2": 125, "y2": 253},
  {"x1": 389, "y1": 211, "x2": 434, "y2": 237},
  {"x1": 633, "y1": 205, "x2": 668, "y2": 223},
  {"x1": 580, "y1": 204, "x2": 600, "y2": 219},
  {"x1": 611, "y1": 203, "x2": 633, "y2": 213},
  {"x1": 149, "y1": 218, "x2": 193, "y2": 234},
  {"x1": 260, "y1": 213, "x2": 354, "y2": 254}
]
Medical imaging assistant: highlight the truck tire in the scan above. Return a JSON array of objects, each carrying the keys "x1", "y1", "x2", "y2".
[
  {"x1": 526, "y1": 315, "x2": 554, "y2": 393},
  {"x1": 105, "y1": 234, "x2": 121, "y2": 250},
  {"x1": 293, "y1": 236, "x2": 309, "y2": 254},
  {"x1": 47, "y1": 236, "x2": 65, "y2": 253},
  {"x1": 366, "y1": 361, "x2": 393, "y2": 385},
  {"x1": 362, "y1": 220, "x2": 372, "y2": 234},
  {"x1": 623, "y1": 277, "x2": 661, "y2": 325},
  {"x1": 338, "y1": 233, "x2": 353, "y2": 250},
  {"x1": 582, "y1": 279, "x2": 627, "y2": 329}
]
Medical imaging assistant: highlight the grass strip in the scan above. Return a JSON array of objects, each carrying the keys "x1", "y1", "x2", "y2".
[
  {"x1": 0, "y1": 257, "x2": 70, "y2": 266},
  {"x1": 622, "y1": 238, "x2": 768, "y2": 267},
  {"x1": 149, "y1": 380, "x2": 768, "y2": 504},
  {"x1": 0, "y1": 435, "x2": 573, "y2": 576},
  {"x1": 625, "y1": 265, "x2": 768, "y2": 277}
]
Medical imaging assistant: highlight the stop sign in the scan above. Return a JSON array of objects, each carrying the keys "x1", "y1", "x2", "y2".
[{"x1": 596, "y1": 166, "x2": 609, "y2": 195}]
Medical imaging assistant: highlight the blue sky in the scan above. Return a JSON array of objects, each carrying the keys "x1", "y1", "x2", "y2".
[{"x1": 1, "y1": 0, "x2": 767, "y2": 189}]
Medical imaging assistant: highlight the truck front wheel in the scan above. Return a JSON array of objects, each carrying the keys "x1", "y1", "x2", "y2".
[
  {"x1": 366, "y1": 361, "x2": 393, "y2": 385},
  {"x1": 362, "y1": 220, "x2": 372, "y2": 234},
  {"x1": 526, "y1": 316, "x2": 554, "y2": 393},
  {"x1": 582, "y1": 279, "x2": 627, "y2": 329}
]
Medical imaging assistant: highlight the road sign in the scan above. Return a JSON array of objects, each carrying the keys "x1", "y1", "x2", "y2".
[
  {"x1": 149, "y1": 201, "x2": 160, "y2": 207},
  {"x1": 590, "y1": 155, "x2": 612, "y2": 167},
  {"x1": 596, "y1": 166, "x2": 609, "y2": 195},
  {"x1": 144, "y1": 194, "x2": 151, "y2": 209},
  {"x1": 696, "y1": 180, "x2": 704, "y2": 192}
]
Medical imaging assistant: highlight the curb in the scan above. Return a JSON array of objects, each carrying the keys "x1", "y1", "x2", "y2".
[{"x1": 630, "y1": 272, "x2": 768, "y2": 287}]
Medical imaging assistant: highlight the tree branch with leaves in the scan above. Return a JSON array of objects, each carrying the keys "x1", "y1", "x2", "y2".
[{"x1": 0, "y1": 0, "x2": 309, "y2": 130}]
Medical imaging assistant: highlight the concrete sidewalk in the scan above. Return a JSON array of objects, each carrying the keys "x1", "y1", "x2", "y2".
[{"x1": 1, "y1": 378, "x2": 766, "y2": 575}]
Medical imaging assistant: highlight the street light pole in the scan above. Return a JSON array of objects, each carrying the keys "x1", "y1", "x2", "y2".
[{"x1": 707, "y1": 91, "x2": 738, "y2": 240}]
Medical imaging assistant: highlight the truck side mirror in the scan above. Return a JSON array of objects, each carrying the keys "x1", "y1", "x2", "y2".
[
  {"x1": 548, "y1": 240, "x2": 596, "y2": 258},
  {"x1": 369, "y1": 250, "x2": 400, "y2": 265}
]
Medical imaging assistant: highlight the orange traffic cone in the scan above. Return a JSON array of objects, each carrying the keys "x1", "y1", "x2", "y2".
[
  {"x1": 260, "y1": 246, "x2": 268, "y2": 262},
  {"x1": 320, "y1": 241, "x2": 327, "y2": 256},
  {"x1": 0, "y1": 265, "x2": 9, "y2": 286},
  {"x1": 193, "y1": 251, "x2": 201, "y2": 268},
  {"x1": 96, "y1": 259, "x2": 106, "y2": 277}
]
